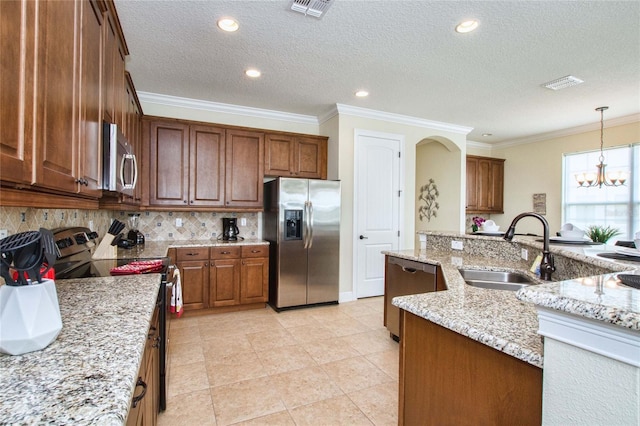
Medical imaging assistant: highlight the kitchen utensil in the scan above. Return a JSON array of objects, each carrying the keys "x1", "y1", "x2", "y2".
[
  {"x1": 617, "y1": 274, "x2": 640, "y2": 290},
  {"x1": 0, "y1": 231, "x2": 47, "y2": 286}
]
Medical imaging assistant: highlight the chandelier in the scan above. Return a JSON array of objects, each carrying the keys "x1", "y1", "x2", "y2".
[{"x1": 575, "y1": 106, "x2": 627, "y2": 188}]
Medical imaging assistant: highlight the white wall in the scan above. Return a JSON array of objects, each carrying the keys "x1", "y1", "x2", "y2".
[{"x1": 334, "y1": 111, "x2": 467, "y2": 296}]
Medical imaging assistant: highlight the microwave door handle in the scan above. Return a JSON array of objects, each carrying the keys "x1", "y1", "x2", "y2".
[
  {"x1": 130, "y1": 154, "x2": 138, "y2": 189},
  {"x1": 120, "y1": 154, "x2": 137, "y2": 189}
]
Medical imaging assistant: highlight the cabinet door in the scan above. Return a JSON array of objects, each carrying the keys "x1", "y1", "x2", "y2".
[
  {"x1": 149, "y1": 121, "x2": 189, "y2": 206},
  {"x1": 240, "y1": 257, "x2": 269, "y2": 304},
  {"x1": 295, "y1": 137, "x2": 327, "y2": 179},
  {"x1": 189, "y1": 125, "x2": 226, "y2": 206},
  {"x1": 477, "y1": 158, "x2": 493, "y2": 211},
  {"x1": 209, "y1": 259, "x2": 240, "y2": 307},
  {"x1": 225, "y1": 129, "x2": 264, "y2": 208},
  {"x1": 489, "y1": 160, "x2": 504, "y2": 213},
  {"x1": 33, "y1": 0, "x2": 80, "y2": 193},
  {"x1": 465, "y1": 157, "x2": 478, "y2": 211},
  {"x1": 264, "y1": 134, "x2": 294, "y2": 176},
  {"x1": 0, "y1": 0, "x2": 36, "y2": 185},
  {"x1": 177, "y1": 260, "x2": 208, "y2": 310},
  {"x1": 77, "y1": 0, "x2": 103, "y2": 197},
  {"x1": 102, "y1": 8, "x2": 125, "y2": 127}
]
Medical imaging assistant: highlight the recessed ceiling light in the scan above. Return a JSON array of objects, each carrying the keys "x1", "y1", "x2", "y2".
[
  {"x1": 245, "y1": 69, "x2": 261, "y2": 78},
  {"x1": 355, "y1": 90, "x2": 369, "y2": 97},
  {"x1": 455, "y1": 20, "x2": 479, "y2": 33},
  {"x1": 482, "y1": 133, "x2": 492, "y2": 137},
  {"x1": 217, "y1": 18, "x2": 239, "y2": 32}
]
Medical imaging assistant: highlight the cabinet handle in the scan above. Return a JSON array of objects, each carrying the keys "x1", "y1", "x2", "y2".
[
  {"x1": 251, "y1": 250, "x2": 260, "y2": 253},
  {"x1": 204, "y1": 262, "x2": 208, "y2": 267},
  {"x1": 183, "y1": 200, "x2": 188, "y2": 204},
  {"x1": 221, "y1": 251, "x2": 231, "y2": 254},
  {"x1": 131, "y1": 377, "x2": 147, "y2": 408},
  {"x1": 186, "y1": 253, "x2": 199, "y2": 256},
  {"x1": 153, "y1": 336, "x2": 161, "y2": 348},
  {"x1": 402, "y1": 267, "x2": 418, "y2": 274}
]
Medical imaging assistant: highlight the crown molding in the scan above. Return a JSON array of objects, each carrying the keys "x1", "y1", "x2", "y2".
[
  {"x1": 326, "y1": 103, "x2": 473, "y2": 135},
  {"x1": 466, "y1": 140, "x2": 493, "y2": 150},
  {"x1": 494, "y1": 113, "x2": 640, "y2": 149},
  {"x1": 137, "y1": 92, "x2": 320, "y2": 125}
]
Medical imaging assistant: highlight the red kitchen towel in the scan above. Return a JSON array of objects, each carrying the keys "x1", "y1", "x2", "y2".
[{"x1": 110, "y1": 260, "x2": 164, "y2": 275}]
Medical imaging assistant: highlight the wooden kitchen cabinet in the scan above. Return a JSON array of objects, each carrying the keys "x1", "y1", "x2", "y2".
[
  {"x1": 146, "y1": 120, "x2": 226, "y2": 208},
  {"x1": 225, "y1": 129, "x2": 265, "y2": 208},
  {"x1": 1, "y1": 0, "x2": 129, "y2": 207},
  {"x1": 240, "y1": 245, "x2": 269, "y2": 304},
  {"x1": 209, "y1": 246, "x2": 241, "y2": 307},
  {"x1": 102, "y1": 3, "x2": 127, "y2": 128},
  {"x1": 145, "y1": 119, "x2": 264, "y2": 210},
  {"x1": 398, "y1": 310, "x2": 542, "y2": 425},
  {"x1": 0, "y1": 0, "x2": 36, "y2": 186},
  {"x1": 175, "y1": 247, "x2": 210, "y2": 311},
  {"x1": 171, "y1": 245, "x2": 268, "y2": 314},
  {"x1": 264, "y1": 134, "x2": 328, "y2": 179},
  {"x1": 127, "y1": 291, "x2": 159, "y2": 426},
  {"x1": 466, "y1": 155, "x2": 505, "y2": 214}
]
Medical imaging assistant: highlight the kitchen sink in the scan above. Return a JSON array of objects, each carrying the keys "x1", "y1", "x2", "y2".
[{"x1": 459, "y1": 269, "x2": 535, "y2": 291}]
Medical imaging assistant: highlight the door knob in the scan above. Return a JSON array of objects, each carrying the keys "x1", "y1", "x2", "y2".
[{"x1": 359, "y1": 235, "x2": 368, "y2": 240}]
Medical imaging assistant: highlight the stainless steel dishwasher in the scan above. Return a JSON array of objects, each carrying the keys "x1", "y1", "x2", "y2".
[{"x1": 384, "y1": 255, "x2": 439, "y2": 340}]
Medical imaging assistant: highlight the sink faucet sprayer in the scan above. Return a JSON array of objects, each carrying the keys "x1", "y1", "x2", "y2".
[{"x1": 503, "y1": 212, "x2": 556, "y2": 281}]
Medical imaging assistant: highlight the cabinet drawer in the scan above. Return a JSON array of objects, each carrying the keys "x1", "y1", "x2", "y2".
[
  {"x1": 242, "y1": 245, "x2": 269, "y2": 258},
  {"x1": 175, "y1": 247, "x2": 209, "y2": 261},
  {"x1": 210, "y1": 246, "x2": 242, "y2": 259}
]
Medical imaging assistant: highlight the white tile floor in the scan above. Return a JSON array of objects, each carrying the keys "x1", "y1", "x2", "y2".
[{"x1": 159, "y1": 297, "x2": 399, "y2": 426}]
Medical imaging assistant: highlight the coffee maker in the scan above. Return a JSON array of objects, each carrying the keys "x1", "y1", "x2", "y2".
[
  {"x1": 222, "y1": 218, "x2": 240, "y2": 241},
  {"x1": 127, "y1": 214, "x2": 145, "y2": 246}
]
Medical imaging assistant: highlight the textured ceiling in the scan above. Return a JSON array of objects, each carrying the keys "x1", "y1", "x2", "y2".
[{"x1": 114, "y1": 0, "x2": 640, "y2": 143}]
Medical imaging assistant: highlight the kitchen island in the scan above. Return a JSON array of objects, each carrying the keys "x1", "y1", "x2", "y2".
[
  {"x1": 0, "y1": 274, "x2": 161, "y2": 425},
  {"x1": 389, "y1": 232, "x2": 640, "y2": 425}
]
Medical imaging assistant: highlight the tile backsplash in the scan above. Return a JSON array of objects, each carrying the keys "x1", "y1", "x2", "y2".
[{"x1": 0, "y1": 207, "x2": 261, "y2": 242}]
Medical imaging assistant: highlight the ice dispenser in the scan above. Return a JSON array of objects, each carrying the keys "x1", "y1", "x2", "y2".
[{"x1": 284, "y1": 210, "x2": 302, "y2": 240}]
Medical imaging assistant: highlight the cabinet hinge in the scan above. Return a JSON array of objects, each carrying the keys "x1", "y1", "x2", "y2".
[
  {"x1": 398, "y1": 190, "x2": 402, "y2": 197},
  {"x1": 397, "y1": 230, "x2": 400, "y2": 237},
  {"x1": 398, "y1": 151, "x2": 401, "y2": 158}
]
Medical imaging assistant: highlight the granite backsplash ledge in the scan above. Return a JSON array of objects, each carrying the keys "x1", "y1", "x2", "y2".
[
  {"x1": 418, "y1": 231, "x2": 626, "y2": 281},
  {"x1": 0, "y1": 207, "x2": 261, "y2": 241}
]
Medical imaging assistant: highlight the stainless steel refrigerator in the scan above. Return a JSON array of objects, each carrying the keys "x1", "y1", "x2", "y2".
[{"x1": 263, "y1": 178, "x2": 340, "y2": 310}]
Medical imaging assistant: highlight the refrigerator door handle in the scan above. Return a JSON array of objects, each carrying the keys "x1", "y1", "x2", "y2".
[
  {"x1": 308, "y1": 201, "x2": 314, "y2": 249},
  {"x1": 303, "y1": 201, "x2": 310, "y2": 249}
]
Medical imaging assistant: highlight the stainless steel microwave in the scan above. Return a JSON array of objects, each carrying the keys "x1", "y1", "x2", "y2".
[{"x1": 102, "y1": 122, "x2": 137, "y2": 196}]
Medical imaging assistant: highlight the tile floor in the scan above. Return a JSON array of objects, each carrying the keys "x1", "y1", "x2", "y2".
[{"x1": 159, "y1": 297, "x2": 399, "y2": 426}]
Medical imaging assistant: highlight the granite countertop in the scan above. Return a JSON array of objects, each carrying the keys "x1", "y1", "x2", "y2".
[
  {"x1": 387, "y1": 233, "x2": 640, "y2": 369},
  {"x1": 116, "y1": 238, "x2": 269, "y2": 259},
  {"x1": 0, "y1": 274, "x2": 161, "y2": 425}
]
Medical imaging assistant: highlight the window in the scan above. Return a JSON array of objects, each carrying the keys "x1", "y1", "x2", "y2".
[{"x1": 563, "y1": 144, "x2": 639, "y2": 242}]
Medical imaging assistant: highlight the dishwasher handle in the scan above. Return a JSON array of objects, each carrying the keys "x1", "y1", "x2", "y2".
[{"x1": 388, "y1": 256, "x2": 437, "y2": 274}]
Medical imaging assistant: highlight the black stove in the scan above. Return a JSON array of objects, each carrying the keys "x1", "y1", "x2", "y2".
[{"x1": 52, "y1": 227, "x2": 172, "y2": 412}]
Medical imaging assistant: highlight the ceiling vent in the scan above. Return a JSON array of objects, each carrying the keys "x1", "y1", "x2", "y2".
[
  {"x1": 542, "y1": 75, "x2": 584, "y2": 91},
  {"x1": 290, "y1": 0, "x2": 333, "y2": 18}
]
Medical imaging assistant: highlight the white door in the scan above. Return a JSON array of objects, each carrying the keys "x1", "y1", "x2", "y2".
[{"x1": 354, "y1": 130, "x2": 402, "y2": 298}]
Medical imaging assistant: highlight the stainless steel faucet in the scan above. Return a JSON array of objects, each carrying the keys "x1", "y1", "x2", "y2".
[{"x1": 503, "y1": 212, "x2": 556, "y2": 281}]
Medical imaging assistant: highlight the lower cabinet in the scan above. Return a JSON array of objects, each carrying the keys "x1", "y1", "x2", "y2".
[
  {"x1": 172, "y1": 245, "x2": 269, "y2": 313},
  {"x1": 398, "y1": 310, "x2": 542, "y2": 425},
  {"x1": 127, "y1": 297, "x2": 159, "y2": 426}
]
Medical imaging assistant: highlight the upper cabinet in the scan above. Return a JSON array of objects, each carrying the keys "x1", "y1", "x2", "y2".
[
  {"x1": 264, "y1": 134, "x2": 327, "y2": 179},
  {"x1": 145, "y1": 119, "x2": 264, "y2": 210},
  {"x1": 225, "y1": 129, "x2": 264, "y2": 208},
  {"x1": 0, "y1": 0, "x2": 36, "y2": 186},
  {"x1": 1, "y1": 0, "x2": 130, "y2": 207},
  {"x1": 466, "y1": 155, "x2": 505, "y2": 214}
]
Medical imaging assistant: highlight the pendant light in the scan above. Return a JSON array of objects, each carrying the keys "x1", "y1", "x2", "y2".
[{"x1": 575, "y1": 106, "x2": 627, "y2": 188}]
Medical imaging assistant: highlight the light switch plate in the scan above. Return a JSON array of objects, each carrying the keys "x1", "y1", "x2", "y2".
[
  {"x1": 0, "y1": 230, "x2": 7, "y2": 239},
  {"x1": 175, "y1": 218, "x2": 183, "y2": 227},
  {"x1": 240, "y1": 218, "x2": 247, "y2": 226},
  {"x1": 451, "y1": 240, "x2": 464, "y2": 250}
]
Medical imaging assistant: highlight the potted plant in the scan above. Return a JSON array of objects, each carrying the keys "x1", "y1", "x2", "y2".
[{"x1": 586, "y1": 225, "x2": 621, "y2": 243}]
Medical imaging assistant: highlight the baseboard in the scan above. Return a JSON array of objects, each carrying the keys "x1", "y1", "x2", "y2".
[{"x1": 339, "y1": 291, "x2": 356, "y2": 303}]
